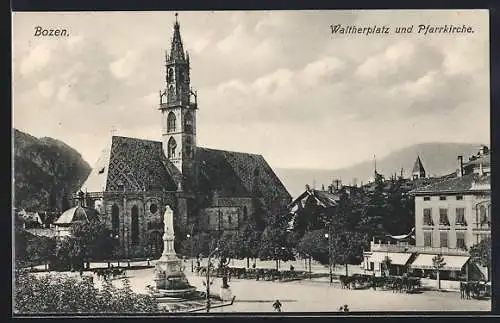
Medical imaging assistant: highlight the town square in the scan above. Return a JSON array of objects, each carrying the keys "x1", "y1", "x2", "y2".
[{"x1": 12, "y1": 10, "x2": 491, "y2": 314}]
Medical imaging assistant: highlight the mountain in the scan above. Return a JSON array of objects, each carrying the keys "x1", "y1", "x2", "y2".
[
  {"x1": 275, "y1": 142, "x2": 486, "y2": 198},
  {"x1": 13, "y1": 129, "x2": 92, "y2": 211}
]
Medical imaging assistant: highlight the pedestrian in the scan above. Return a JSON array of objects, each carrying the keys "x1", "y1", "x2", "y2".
[
  {"x1": 338, "y1": 306, "x2": 344, "y2": 312},
  {"x1": 343, "y1": 304, "x2": 349, "y2": 312},
  {"x1": 273, "y1": 299, "x2": 282, "y2": 312}
]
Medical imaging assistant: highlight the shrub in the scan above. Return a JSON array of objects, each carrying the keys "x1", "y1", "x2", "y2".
[{"x1": 13, "y1": 269, "x2": 159, "y2": 313}]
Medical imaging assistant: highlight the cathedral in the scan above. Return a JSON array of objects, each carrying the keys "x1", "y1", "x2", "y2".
[{"x1": 77, "y1": 16, "x2": 292, "y2": 258}]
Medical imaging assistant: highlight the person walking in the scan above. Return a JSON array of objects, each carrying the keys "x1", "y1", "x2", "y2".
[
  {"x1": 273, "y1": 299, "x2": 282, "y2": 312},
  {"x1": 343, "y1": 304, "x2": 349, "y2": 312}
]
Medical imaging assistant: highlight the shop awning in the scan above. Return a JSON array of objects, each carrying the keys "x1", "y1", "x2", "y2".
[
  {"x1": 368, "y1": 252, "x2": 413, "y2": 266},
  {"x1": 410, "y1": 254, "x2": 470, "y2": 271}
]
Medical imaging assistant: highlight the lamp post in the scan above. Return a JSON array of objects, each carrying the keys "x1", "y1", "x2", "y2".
[
  {"x1": 324, "y1": 228, "x2": 333, "y2": 284},
  {"x1": 187, "y1": 234, "x2": 194, "y2": 272},
  {"x1": 206, "y1": 246, "x2": 219, "y2": 313}
]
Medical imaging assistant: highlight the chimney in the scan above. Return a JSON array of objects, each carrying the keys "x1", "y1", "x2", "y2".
[
  {"x1": 457, "y1": 155, "x2": 463, "y2": 177},
  {"x1": 305, "y1": 184, "x2": 310, "y2": 192}
]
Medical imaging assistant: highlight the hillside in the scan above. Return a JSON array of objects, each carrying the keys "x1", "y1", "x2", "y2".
[
  {"x1": 13, "y1": 129, "x2": 92, "y2": 211},
  {"x1": 275, "y1": 142, "x2": 485, "y2": 198}
]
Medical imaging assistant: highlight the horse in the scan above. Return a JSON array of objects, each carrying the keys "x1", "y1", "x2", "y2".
[
  {"x1": 340, "y1": 276, "x2": 352, "y2": 289},
  {"x1": 459, "y1": 282, "x2": 466, "y2": 299}
]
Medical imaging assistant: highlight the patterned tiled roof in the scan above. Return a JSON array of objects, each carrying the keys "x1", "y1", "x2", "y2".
[
  {"x1": 80, "y1": 137, "x2": 291, "y2": 202},
  {"x1": 81, "y1": 136, "x2": 179, "y2": 192},
  {"x1": 411, "y1": 173, "x2": 491, "y2": 195},
  {"x1": 197, "y1": 148, "x2": 291, "y2": 201}
]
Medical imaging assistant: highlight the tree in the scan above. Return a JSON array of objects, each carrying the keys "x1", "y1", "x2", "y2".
[
  {"x1": 297, "y1": 229, "x2": 328, "y2": 278},
  {"x1": 233, "y1": 224, "x2": 262, "y2": 268},
  {"x1": 469, "y1": 237, "x2": 492, "y2": 281},
  {"x1": 384, "y1": 177, "x2": 414, "y2": 235},
  {"x1": 432, "y1": 254, "x2": 446, "y2": 290},
  {"x1": 61, "y1": 193, "x2": 70, "y2": 211},
  {"x1": 25, "y1": 235, "x2": 57, "y2": 269},
  {"x1": 297, "y1": 229, "x2": 328, "y2": 264},
  {"x1": 258, "y1": 210, "x2": 295, "y2": 270},
  {"x1": 330, "y1": 230, "x2": 369, "y2": 276},
  {"x1": 358, "y1": 172, "x2": 387, "y2": 237},
  {"x1": 54, "y1": 237, "x2": 83, "y2": 271},
  {"x1": 72, "y1": 220, "x2": 114, "y2": 262}
]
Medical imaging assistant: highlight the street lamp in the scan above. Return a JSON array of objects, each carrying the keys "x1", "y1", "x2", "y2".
[
  {"x1": 206, "y1": 246, "x2": 219, "y2": 313},
  {"x1": 324, "y1": 226, "x2": 333, "y2": 284},
  {"x1": 187, "y1": 234, "x2": 194, "y2": 272}
]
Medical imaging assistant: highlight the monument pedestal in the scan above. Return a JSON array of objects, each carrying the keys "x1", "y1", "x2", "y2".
[{"x1": 151, "y1": 206, "x2": 196, "y2": 298}]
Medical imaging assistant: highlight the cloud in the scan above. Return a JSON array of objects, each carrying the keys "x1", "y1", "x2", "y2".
[
  {"x1": 110, "y1": 50, "x2": 140, "y2": 79},
  {"x1": 37, "y1": 79, "x2": 54, "y2": 98},
  {"x1": 19, "y1": 44, "x2": 51, "y2": 75},
  {"x1": 12, "y1": 11, "x2": 489, "y2": 169}
]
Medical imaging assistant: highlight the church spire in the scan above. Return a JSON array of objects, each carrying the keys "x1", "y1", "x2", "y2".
[
  {"x1": 169, "y1": 13, "x2": 186, "y2": 62},
  {"x1": 412, "y1": 155, "x2": 426, "y2": 180}
]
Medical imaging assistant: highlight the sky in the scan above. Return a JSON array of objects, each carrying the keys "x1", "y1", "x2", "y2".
[{"x1": 12, "y1": 10, "x2": 490, "y2": 170}]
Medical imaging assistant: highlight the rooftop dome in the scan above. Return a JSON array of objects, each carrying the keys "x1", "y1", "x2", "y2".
[{"x1": 54, "y1": 206, "x2": 100, "y2": 226}]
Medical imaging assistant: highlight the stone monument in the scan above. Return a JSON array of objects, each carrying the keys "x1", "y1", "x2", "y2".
[{"x1": 153, "y1": 205, "x2": 196, "y2": 298}]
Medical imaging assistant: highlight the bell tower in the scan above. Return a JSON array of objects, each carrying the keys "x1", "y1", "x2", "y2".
[{"x1": 159, "y1": 13, "x2": 198, "y2": 190}]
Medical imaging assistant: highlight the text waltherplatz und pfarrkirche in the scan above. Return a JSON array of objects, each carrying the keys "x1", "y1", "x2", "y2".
[{"x1": 330, "y1": 24, "x2": 475, "y2": 36}]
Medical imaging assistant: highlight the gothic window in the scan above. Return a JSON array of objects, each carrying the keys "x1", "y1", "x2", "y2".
[
  {"x1": 168, "y1": 85, "x2": 176, "y2": 102},
  {"x1": 112, "y1": 204, "x2": 120, "y2": 234},
  {"x1": 150, "y1": 203, "x2": 158, "y2": 214},
  {"x1": 168, "y1": 137, "x2": 177, "y2": 158},
  {"x1": 167, "y1": 68, "x2": 174, "y2": 83},
  {"x1": 131, "y1": 205, "x2": 139, "y2": 245},
  {"x1": 185, "y1": 136, "x2": 192, "y2": 157},
  {"x1": 184, "y1": 112, "x2": 193, "y2": 134},
  {"x1": 167, "y1": 112, "x2": 176, "y2": 132},
  {"x1": 243, "y1": 206, "x2": 248, "y2": 221},
  {"x1": 179, "y1": 69, "x2": 186, "y2": 82}
]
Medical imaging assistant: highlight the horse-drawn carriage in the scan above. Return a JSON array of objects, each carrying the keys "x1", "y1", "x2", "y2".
[
  {"x1": 93, "y1": 267, "x2": 126, "y2": 280},
  {"x1": 460, "y1": 281, "x2": 491, "y2": 299}
]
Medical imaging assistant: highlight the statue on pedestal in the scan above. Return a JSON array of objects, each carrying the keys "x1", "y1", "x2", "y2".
[{"x1": 153, "y1": 205, "x2": 195, "y2": 296}]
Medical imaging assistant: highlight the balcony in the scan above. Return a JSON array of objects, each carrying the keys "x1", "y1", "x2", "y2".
[
  {"x1": 369, "y1": 242, "x2": 469, "y2": 256},
  {"x1": 472, "y1": 222, "x2": 491, "y2": 231}
]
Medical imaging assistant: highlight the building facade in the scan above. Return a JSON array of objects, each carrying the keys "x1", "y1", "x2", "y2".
[
  {"x1": 363, "y1": 146, "x2": 491, "y2": 282},
  {"x1": 75, "y1": 17, "x2": 291, "y2": 258}
]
